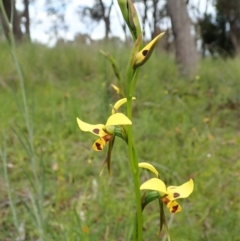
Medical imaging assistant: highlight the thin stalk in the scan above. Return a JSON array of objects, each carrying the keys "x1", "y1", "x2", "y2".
[
  {"x1": 1, "y1": 134, "x2": 20, "y2": 235},
  {"x1": 28, "y1": 190, "x2": 44, "y2": 240},
  {"x1": 0, "y1": 1, "x2": 31, "y2": 138},
  {"x1": 0, "y1": 2, "x2": 44, "y2": 239},
  {"x1": 126, "y1": 104, "x2": 142, "y2": 241},
  {"x1": 0, "y1": 0, "x2": 39, "y2": 190},
  {"x1": 130, "y1": 71, "x2": 139, "y2": 96}
]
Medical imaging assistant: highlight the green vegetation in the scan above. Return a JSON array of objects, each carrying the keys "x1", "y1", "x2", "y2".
[{"x1": 0, "y1": 41, "x2": 240, "y2": 240}]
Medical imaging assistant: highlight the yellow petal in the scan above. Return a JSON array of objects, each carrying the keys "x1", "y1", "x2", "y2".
[
  {"x1": 140, "y1": 178, "x2": 167, "y2": 194},
  {"x1": 105, "y1": 113, "x2": 132, "y2": 126},
  {"x1": 92, "y1": 138, "x2": 106, "y2": 151},
  {"x1": 138, "y1": 162, "x2": 159, "y2": 177},
  {"x1": 134, "y1": 32, "x2": 165, "y2": 68},
  {"x1": 162, "y1": 197, "x2": 182, "y2": 213},
  {"x1": 112, "y1": 97, "x2": 136, "y2": 114},
  {"x1": 167, "y1": 179, "x2": 194, "y2": 200},
  {"x1": 76, "y1": 118, "x2": 106, "y2": 137}
]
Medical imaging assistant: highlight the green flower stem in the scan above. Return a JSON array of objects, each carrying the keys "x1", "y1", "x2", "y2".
[
  {"x1": 130, "y1": 70, "x2": 139, "y2": 97},
  {"x1": 126, "y1": 103, "x2": 142, "y2": 241},
  {"x1": 126, "y1": 69, "x2": 142, "y2": 241}
]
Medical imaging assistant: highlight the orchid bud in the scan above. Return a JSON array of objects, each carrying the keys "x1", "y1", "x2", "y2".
[
  {"x1": 117, "y1": 0, "x2": 141, "y2": 40},
  {"x1": 117, "y1": 0, "x2": 129, "y2": 25},
  {"x1": 133, "y1": 32, "x2": 165, "y2": 68},
  {"x1": 127, "y1": 0, "x2": 141, "y2": 40}
]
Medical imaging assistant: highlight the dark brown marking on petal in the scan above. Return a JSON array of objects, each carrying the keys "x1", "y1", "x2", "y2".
[
  {"x1": 162, "y1": 197, "x2": 170, "y2": 205},
  {"x1": 173, "y1": 193, "x2": 180, "y2": 198},
  {"x1": 95, "y1": 142, "x2": 102, "y2": 150},
  {"x1": 142, "y1": 50, "x2": 148, "y2": 56},
  {"x1": 103, "y1": 134, "x2": 112, "y2": 142},
  {"x1": 171, "y1": 204, "x2": 179, "y2": 213},
  {"x1": 93, "y1": 129, "x2": 100, "y2": 134}
]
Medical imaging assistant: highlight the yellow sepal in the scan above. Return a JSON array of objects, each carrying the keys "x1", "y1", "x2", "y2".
[
  {"x1": 138, "y1": 162, "x2": 159, "y2": 177},
  {"x1": 112, "y1": 97, "x2": 136, "y2": 114}
]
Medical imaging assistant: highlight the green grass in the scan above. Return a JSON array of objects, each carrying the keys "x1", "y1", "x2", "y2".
[{"x1": 0, "y1": 41, "x2": 240, "y2": 241}]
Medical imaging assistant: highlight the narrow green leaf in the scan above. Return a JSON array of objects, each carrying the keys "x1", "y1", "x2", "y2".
[{"x1": 99, "y1": 50, "x2": 124, "y2": 96}]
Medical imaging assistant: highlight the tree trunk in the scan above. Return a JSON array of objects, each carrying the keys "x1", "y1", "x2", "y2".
[
  {"x1": 151, "y1": 0, "x2": 158, "y2": 39},
  {"x1": 0, "y1": 0, "x2": 23, "y2": 41},
  {"x1": 98, "y1": 0, "x2": 113, "y2": 39},
  {"x1": 104, "y1": 16, "x2": 110, "y2": 39},
  {"x1": 229, "y1": 21, "x2": 240, "y2": 55},
  {"x1": 23, "y1": 0, "x2": 30, "y2": 40},
  {"x1": 142, "y1": 0, "x2": 148, "y2": 39},
  {"x1": 167, "y1": 0, "x2": 198, "y2": 78}
]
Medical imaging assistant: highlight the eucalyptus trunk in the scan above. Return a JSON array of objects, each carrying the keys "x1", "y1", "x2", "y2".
[{"x1": 167, "y1": 0, "x2": 198, "y2": 78}]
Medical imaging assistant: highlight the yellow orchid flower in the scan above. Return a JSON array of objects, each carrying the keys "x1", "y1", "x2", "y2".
[
  {"x1": 133, "y1": 32, "x2": 165, "y2": 68},
  {"x1": 139, "y1": 162, "x2": 194, "y2": 213},
  {"x1": 77, "y1": 98, "x2": 134, "y2": 151}
]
